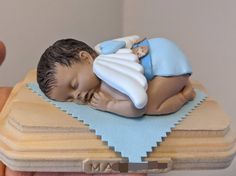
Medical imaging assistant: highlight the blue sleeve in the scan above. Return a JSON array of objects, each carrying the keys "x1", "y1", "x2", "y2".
[{"x1": 100, "y1": 40, "x2": 126, "y2": 54}]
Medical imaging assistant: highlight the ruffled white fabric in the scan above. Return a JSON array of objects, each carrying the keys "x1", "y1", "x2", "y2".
[{"x1": 93, "y1": 51, "x2": 148, "y2": 109}]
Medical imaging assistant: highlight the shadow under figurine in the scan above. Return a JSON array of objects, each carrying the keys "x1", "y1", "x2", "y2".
[{"x1": 37, "y1": 35, "x2": 196, "y2": 118}]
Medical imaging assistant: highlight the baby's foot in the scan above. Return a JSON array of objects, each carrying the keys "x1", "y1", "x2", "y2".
[
  {"x1": 181, "y1": 83, "x2": 196, "y2": 101},
  {"x1": 132, "y1": 46, "x2": 149, "y2": 59}
]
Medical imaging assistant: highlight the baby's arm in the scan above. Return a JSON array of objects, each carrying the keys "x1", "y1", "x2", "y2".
[{"x1": 89, "y1": 84, "x2": 145, "y2": 118}]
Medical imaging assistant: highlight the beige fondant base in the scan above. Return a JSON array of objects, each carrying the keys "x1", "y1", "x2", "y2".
[{"x1": 0, "y1": 70, "x2": 235, "y2": 174}]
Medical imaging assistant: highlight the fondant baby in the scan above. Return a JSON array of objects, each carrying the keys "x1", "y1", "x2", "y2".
[{"x1": 37, "y1": 36, "x2": 195, "y2": 117}]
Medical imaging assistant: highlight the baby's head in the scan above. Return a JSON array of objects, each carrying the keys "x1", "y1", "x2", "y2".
[{"x1": 37, "y1": 39, "x2": 100, "y2": 104}]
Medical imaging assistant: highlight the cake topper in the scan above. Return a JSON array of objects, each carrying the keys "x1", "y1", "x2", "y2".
[{"x1": 37, "y1": 36, "x2": 196, "y2": 117}]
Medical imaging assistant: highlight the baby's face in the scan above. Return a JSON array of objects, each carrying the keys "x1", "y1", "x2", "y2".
[{"x1": 49, "y1": 62, "x2": 100, "y2": 104}]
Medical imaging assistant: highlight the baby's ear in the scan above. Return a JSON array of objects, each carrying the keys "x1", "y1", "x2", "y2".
[{"x1": 79, "y1": 51, "x2": 93, "y2": 64}]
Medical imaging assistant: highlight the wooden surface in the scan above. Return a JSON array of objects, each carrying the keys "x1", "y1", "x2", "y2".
[
  {"x1": 0, "y1": 87, "x2": 12, "y2": 112},
  {"x1": 0, "y1": 87, "x2": 12, "y2": 176},
  {"x1": 0, "y1": 70, "x2": 235, "y2": 174}
]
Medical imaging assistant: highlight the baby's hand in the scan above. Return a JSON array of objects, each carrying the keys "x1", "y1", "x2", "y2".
[{"x1": 89, "y1": 92, "x2": 113, "y2": 111}]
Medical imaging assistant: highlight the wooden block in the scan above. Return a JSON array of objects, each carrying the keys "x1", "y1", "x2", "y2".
[
  {"x1": 0, "y1": 87, "x2": 12, "y2": 112},
  {"x1": 0, "y1": 70, "x2": 235, "y2": 173}
]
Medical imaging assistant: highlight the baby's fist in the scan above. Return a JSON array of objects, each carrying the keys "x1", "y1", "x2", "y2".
[{"x1": 89, "y1": 92, "x2": 113, "y2": 111}]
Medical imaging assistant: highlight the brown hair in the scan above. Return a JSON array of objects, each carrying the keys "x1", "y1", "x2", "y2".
[{"x1": 37, "y1": 39, "x2": 97, "y2": 96}]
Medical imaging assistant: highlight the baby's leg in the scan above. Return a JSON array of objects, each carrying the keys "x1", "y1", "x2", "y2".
[
  {"x1": 146, "y1": 76, "x2": 195, "y2": 115},
  {"x1": 155, "y1": 81, "x2": 196, "y2": 114}
]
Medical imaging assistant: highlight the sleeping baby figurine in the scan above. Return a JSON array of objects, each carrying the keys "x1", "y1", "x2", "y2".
[{"x1": 37, "y1": 35, "x2": 196, "y2": 118}]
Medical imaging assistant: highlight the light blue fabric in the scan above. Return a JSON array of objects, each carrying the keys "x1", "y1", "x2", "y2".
[
  {"x1": 27, "y1": 83, "x2": 207, "y2": 163},
  {"x1": 100, "y1": 40, "x2": 126, "y2": 54},
  {"x1": 100, "y1": 38, "x2": 192, "y2": 78},
  {"x1": 148, "y1": 38, "x2": 192, "y2": 76},
  {"x1": 133, "y1": 39, "x2": 153, "y2": 80}
]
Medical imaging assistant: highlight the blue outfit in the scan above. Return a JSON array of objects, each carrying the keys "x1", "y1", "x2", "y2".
[
  {"x1": 100, "y1": 37, "x2": 192, "y2": 81},
  {"x1": 100, "y1": 40, "x2": 126, "y2": 54},
  {"x1": 133, "y1": 38, "x2": 192, "y2": 80}
]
